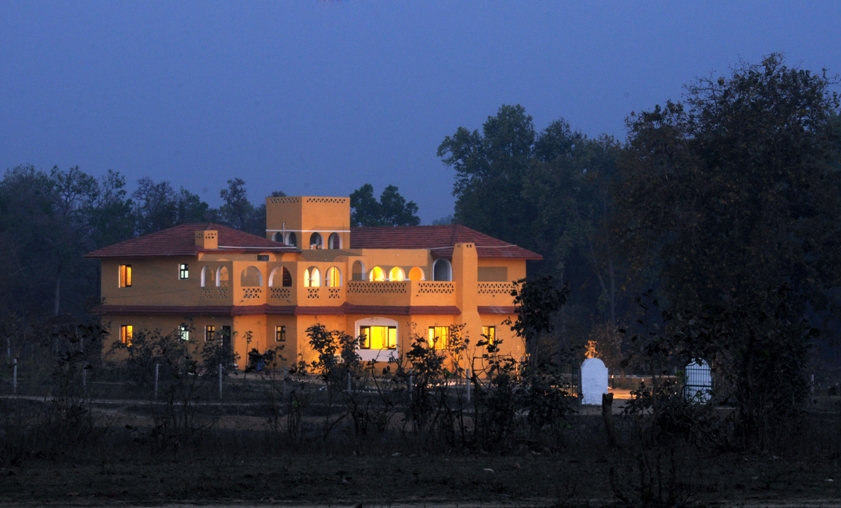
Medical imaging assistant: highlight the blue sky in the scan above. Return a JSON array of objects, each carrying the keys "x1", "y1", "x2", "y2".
[{"x1": 2, "y1": 1, "x2": 839, "y2": 223}]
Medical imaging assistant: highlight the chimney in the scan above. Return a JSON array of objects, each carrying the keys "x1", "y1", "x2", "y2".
[{"x1": 195, "y1": 230, "x2": 218, "y2": 250}]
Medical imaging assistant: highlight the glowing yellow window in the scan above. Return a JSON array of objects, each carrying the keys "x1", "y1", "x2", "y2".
[
  {"x1": 389, "y1": 267, "x2": 405, "y2": 281},
  {"x1": 360, "y1": 326, "x2": 397, "y2": 350},
  {"x1": 205, "y1": 325, "x2": 215, "y2": 342},
  {"x1": 120, "y1": 325, "x2": 133, "y2": 347},
  {"x1": 326, "y1": 266, "x2": 341, "y2": 287},
  {"x1": 482, "y1": 326, "x2": 496, "y2": 345},
  {"x1": 119, "y1": 264, "x2": 132, "y2": 288},
  {"x1": 304, "y1": 267, "x2": 321, "y2": 287},
  {"x1": 428, "y1": 326, "x2": 449, "y2": 349},
  {"x1": 369, "y1": 266, "x2": 385, "y2": 282}
]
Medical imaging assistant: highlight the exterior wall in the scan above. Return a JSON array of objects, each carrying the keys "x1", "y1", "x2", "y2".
[
  {"x1": 102, "y1": 256, "x2": 202, "y2": 307},
  {"x1": 103, "y1": 313, "x2": 234, "y2": 361},
  {"x1": 266, "y1": 196, "x2": 351, "y2": 249},
  {"x1": 97, "y1": 205, "x2": 533, "y2": 374}
]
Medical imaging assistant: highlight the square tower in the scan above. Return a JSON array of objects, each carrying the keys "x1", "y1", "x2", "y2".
[{"x1": 265, "y1": 196, "x2": 351, "y2": 249}]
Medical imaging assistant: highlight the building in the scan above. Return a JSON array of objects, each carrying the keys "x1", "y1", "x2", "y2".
[{"x1": 87, "y1": 196, "x2": 541, "y2": 369}]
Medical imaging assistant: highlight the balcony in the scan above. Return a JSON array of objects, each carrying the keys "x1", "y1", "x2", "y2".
[
  {"x1": 476, "y1": 282, "x2": 515, "y2": 307},
  {"x1": 346, "y1": 281, "x2": 456, "y2": 307}
]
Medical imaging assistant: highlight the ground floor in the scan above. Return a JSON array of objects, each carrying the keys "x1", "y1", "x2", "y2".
[{"x1": 102, "y1": 310, "x2": 524, "y2": 371}]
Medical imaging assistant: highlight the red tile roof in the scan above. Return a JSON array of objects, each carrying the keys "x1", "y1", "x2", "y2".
[
  {"x1": 86, "y1": 223, "x2": 296, "y2": 258},
  {"x1": 350, "y1": 224, "x2": 542, "y2": 260}
]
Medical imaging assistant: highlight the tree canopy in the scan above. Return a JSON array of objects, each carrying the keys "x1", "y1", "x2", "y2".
[
  {"x1": 349, "y1": 184, "x2": 420, "y2": 227},
  {"x1": 616, "y1": 54, "x2": 841, "y2": 314}
]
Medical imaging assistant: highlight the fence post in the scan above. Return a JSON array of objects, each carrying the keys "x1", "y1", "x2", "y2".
[
  {"x1": 154, "y1": 363, "x2": 159, "y2": 400},
  {"x1": 347, "y1": 372, "x2": 352, "y2": 393},
  {"x1": 409, "y1": 373, "x2": 413, "y2": 401},
  {"x1": 82, "y1": 366, "x2": 87, "y2": 391},
  {"x1": 283, "y1": 367, "x2": 288, "y2": 397},
  {"x1": 466, "y1": 368, "x2": 471, "y2": 403},
  {"x1": 12, "y1": 358, "x2": 17, "y2": 395},
  {"x1": 219, "y1": 363, "x2": 223, "y2": 400}
]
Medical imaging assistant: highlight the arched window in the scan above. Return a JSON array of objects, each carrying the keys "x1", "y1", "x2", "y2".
[
  {"x1": 304, "y1": 267, "x2": 321, "y2": 287},
  {"x1": 326, "y1": 266, "x2": 342, "y2": 287},
  {"x1": 216, "y1": 266, "x2": 230, "y2": 287},
  {"x1": 269, "y1": 267, "x2": 292, "y2": 287},
  {"x1": 389, "y1": 267, "x2": 405, "y2": 281},
  {"x1": 352, "y1": 260, "x2": 365, "y2": 281},
  {"x1": 328, "y1": 233, "x2": 341, "y2": 249},
  {"x1": 240, "y1": 266, "x2": 263, "y2": 287},
  {"x1": 309, "y1": 233, "x2": 323, "y2": 249},
  {"x1": 408, "y1": 267, "x2": 425, "y2": 281},
  {"x1": 201, "y1": 265, "x2": 215, "y2": 287},
  {"x1": 369, "y1": 266, "x2": 385, "y2": 282},
  {"x1": 272, "y1": 232, "x2": 283, "y2": 242},
  {"x1": 286, "y1": 232, "x2": 297, "y2": 248},
  {"x1": 433, "y1": 259, "x2": 452, "y2": 281}
]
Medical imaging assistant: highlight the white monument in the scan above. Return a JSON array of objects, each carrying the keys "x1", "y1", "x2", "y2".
[
  {"x1": 684, "y1": 360, "x2": 712, "y2": 403},
  {"x1": 581, "y1": 358, "x2": 609, "y2": 405}
]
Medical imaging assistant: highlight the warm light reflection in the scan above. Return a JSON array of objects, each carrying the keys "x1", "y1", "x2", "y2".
[
  {"x1": 369, "y1": 266, "x2": 385, "y2": 282},
  {"x1": 389, "y1": 267, "x2": 405, "y2": 281},
  {"x1": 304, "y1": 267, "x2": 321, "y2": 287},
  {"x1": 326, "y1": 266, "x2": 341, "y2": 287},
  {"x1": 360, "y1": 325, "x2": 397, "y2": 349},
  {"x1": 428, "y1": 326, "x2": 449, "y2": 349},
  {"x1": 408, "y1": 267, "x2": 424, "y2": 281},
  {"x1": 120, "y1": 324, "x2": 133, "y2": 346}
]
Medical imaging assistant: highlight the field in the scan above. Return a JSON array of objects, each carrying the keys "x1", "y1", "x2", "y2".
[{"x1": 0, "y1": 393, "x2": 840, "y2": 507}]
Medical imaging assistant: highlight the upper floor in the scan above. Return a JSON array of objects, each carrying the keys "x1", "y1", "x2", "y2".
[{"x1": 87, "y1": 196, "x2": 541, "y2": 313}]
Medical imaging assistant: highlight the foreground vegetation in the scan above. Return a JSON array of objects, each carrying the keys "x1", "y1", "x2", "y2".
[{"x1": 0, "y1": 317, "x2": 840, "y2": 506}]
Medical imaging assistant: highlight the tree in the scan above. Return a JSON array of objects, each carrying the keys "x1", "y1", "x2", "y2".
[
  {"x1": 132, "y1": 177, "x2": 210, "y2": 235},
  {"x1": 506, "y1": 275, "x2": 568, "y2": 368},
  {"x1": 615, "y1": 54, "x2": 841, "y2": 448},
  {"x1": 349, "y1": 184, "x2": 420, "y2": 227},
  {"x1": 218, "y1": 178, "x2": 283, "y2": 236},
  {"x1": 617, "y1": 54, "x2": 841, "y2": 314},
  {"x1": 441, "y1": 107, "x2": 631, "y2": 358},
  {"x1": 437, "y1": 105, "x2": 539, "y2": 246},
  {"x1": 0, "y1": 165, "x2": 134, "y2": 318}
]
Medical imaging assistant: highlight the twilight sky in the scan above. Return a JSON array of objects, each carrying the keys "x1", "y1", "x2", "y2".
[{"x1": 2, "y1": 1, "x2": 839, "y2": 223}]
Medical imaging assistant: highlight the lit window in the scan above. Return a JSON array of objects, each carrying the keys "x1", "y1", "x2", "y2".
[
  {"x1": 205, "y1": 325, "x2": 215, "y2": 342},
  {"x1": 304, "y1": 267, "x2": 321, "y2": 287},
  {"x1": 120, "y1": 325, "x2": 133, "y2": 347},
  {"x1": 119, "y1": 264, "x2": 132, "y2": 288},
  {"x1": 408, "y1": 267, "x2": 425, "y2": 281},
  {"x1": 179, "y1": 263, "x2": 189, "y2": 279},
  {"x1": 359, "y1": 326, "x2": 397, "y2": 350},
  {"x1": 369, "y1": 266, "x2": 385, "y2": 282},
  {"x1": 389, "y1": 267, "x2": 405, "y2": 281},
  {"x1": 276, "y1": 325, "x2": 286, "y2": 342},
  {"x1": 482, "y1": 326, "x2": 496, "y2": 345},
  {"x1": 179, "y1": 324, "x2": 190, "y2": 341},
  {"x1": 326, "y1": 266, "x2": 341, "y2": 287},
  {"x1": 428, "y1": 326, "x2": 449, "y2": 349}
]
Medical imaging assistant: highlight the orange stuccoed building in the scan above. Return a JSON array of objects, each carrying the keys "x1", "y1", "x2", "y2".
[{"x1": 87, "y1": 196, "x2": 541, "y2": 370}]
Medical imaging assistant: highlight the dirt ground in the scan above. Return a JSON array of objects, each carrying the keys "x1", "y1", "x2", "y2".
[{"x1": 0, "y1": 446, "x2": 839, "y2": 507}]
